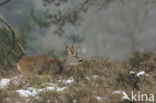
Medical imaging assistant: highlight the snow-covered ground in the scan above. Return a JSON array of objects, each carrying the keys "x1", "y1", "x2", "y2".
[
  {"x1": 0, "y1": 74, "x2": 104, "y2": 103},
  {"x1": 130, "y1": 71, "x2": 149, "y2": 77},
  {"x1": 1, "y1": 71, "x2": 150, "y2": 97},
  {"x1": 0, "y1": 78, "x2": 10, "y2": 88},
  {"x1": 0, "y1": 75, "x2": 74, "y2": 98},
  {"x1": 0, "y1": 70, "x2": 152, "y2": 102},
  {"x1": 16, "y1": 86, "x2": 67, "y2": 97}
]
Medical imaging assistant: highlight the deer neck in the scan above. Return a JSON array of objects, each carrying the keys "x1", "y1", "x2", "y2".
[{"x1": 63, "y1": 57, "x2": 73, "y2": 71}]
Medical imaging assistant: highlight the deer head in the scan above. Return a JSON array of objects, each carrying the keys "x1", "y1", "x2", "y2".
[{"x1": 66, "y1": 44, "x2": 83, "y2": 66}]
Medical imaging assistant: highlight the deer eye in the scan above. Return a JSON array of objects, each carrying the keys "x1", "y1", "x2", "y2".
[{"x1": 73, "y1": 56, "x2": 78, "y2": 59}]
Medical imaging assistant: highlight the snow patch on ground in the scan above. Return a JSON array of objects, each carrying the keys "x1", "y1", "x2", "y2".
[
  {"x1": 93, "y1": 75, "x2": 99, "y2": 79},
  {"x1": 85, "y1": 76, "x2": 90, "y2": 80},
  {"x1": 0, "y1": 76, "x2": 72, "y2": 98},
  {"x1": 130, "y1": 71, "x2": 149, "y2": 77},
  {"x1": 0, "y1": 78, "x2": 10, "y2": 88},
  {"x1": 73, "y1": 99, "x2": 77, "y2": 103},
  {"x1": 16, "y1": 86, "x2": 67, "y2": 97},
  {"x1": 62, "y1": 77, "x2": 74, "y2": 84},
  {"x1": 137, "y1": 71, "x2": 145, "y2": 77},
  {"x1": 112, "y1": 90, "x2": 123, "y2": 94},
  {"x1": 130, "y1": 71, "x2": 135, "y2": 74},
  {"x1": 136, "y1": 71, "x2": 149, "y2": 77},
  {"x1": 95, "y1": 96, "x2": 102, "y2": 100},
  {"x1": 16, "y1": 88, "x2": 37, "y2": 97}
]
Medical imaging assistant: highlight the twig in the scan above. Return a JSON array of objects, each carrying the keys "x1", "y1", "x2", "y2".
[
  {"x1": 0, "y1": 15, "x2": 26, "y2": 57},
  {"x1": 0, "y1": 0, "x2": 11, "y2": 6}
]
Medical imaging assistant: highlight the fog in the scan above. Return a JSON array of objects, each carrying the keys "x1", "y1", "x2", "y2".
[{"x1": 1, "y1": 0, "x2": 156, "y2": 60}]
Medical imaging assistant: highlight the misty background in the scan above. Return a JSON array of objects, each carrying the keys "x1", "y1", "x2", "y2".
[{"x1": 1, "y1": 0, "x2": 156, "y2": 60}]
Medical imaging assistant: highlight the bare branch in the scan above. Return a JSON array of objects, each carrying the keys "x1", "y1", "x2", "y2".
[
  {"x1": 0, "y1": 0, "x2": 11, "y2": 6},
  {"x1": 0, "y1": 15, "x2": 26, "y2": 57}
]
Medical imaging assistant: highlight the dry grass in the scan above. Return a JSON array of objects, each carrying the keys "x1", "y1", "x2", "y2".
[{"x1": 0, "y1": 51, "x2": 156, "y2": 103}]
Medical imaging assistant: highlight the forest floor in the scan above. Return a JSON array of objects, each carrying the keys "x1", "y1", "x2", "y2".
[{"x1": 0, "y1": 51, "x2": 156, "y2": 103}]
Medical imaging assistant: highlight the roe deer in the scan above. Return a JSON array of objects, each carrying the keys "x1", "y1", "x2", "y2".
[{"x1": 17, "y1": 45, "x2": 82, "y2": 77}]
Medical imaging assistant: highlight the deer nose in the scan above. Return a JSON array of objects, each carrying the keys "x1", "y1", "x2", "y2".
[{"x1": 79, "y1": 59, "x2": 83, "y2": 63}]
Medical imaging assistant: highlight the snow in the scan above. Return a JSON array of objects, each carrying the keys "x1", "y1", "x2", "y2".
[
  {"x1": 95, "y1": 96, "x2": 102, "y2": 100},
  {"x1": 63, "y1": 77, "x2": 74, "y2": 84},
  {"x1": 73, "y1": 99, "x2": 77, "y2": 103},
  {"x1": 112, "y1": 90, "x2": 122, "y2": 94},
  {"x1": 0, "y1": 75, "x2": 23, "y2": 88},
  {"x1": 16, "y1": 89, "x2": 37, "y2": 97},
  {"x1": 93, "y1": 75, "x2": 99, "y2": 79},
  {"x1": 0, "y1": 78, "x2": 10, "y2": 88},
  {"x1": 85, "y1": 76, "x2": 90, "y2": 80},
  {"x1": 1, "y1": 70, "x2": 151, "y2": 99},
  {"x1": 130, "y1": 71, "x2": 149, "y2": 77},
  {"x1": 56, "y1": 87, "x2": 67, "y2": 91},
  {"x1": 45, "y1": 86, "x2": 67, "y2": 92},
  {"x1": 0, "y1": 76, "x2": 70, "y2": 98},
  {"x1": 130, "y1": 71, "x2": 135, "y2": 74},
  {"x1": 137, "y1": 71, "x2": 145, "y2": 77},
  {"x1": 16, "y1": 86, "x2": 67, "y2": 97}
]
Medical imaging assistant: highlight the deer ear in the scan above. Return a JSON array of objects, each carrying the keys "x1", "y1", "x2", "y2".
[
  {"x1": 75, "y1": 45, "x2": 79, "y2": 51},
  {"x1": 71, "y1": 44, "x2": 74, "y2": 50},
  {"x1": 67, "y1": 48, "x2": 72, "y2": 55}
]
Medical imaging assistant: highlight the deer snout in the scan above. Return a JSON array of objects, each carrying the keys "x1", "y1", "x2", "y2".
[{"x1": 79, "y1": 59, "x2": 83, "y2": 63}]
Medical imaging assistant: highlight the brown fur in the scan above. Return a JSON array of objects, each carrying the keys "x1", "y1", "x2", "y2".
[
  {"x1": 17, "y1": 45, "x2": 82, "y2": 77},
  {"x1": 17, "y1": 56, "x2": 63, "y2": 77}
]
